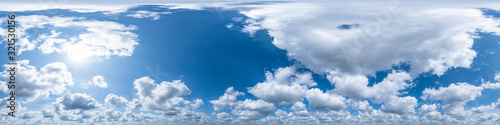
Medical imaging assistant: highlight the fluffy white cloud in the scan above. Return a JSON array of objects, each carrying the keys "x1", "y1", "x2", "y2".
[
  {"x1": 248, "y1": 66, "x2": 317, "y2": 105},
  {"x1": 422, "y1": 83, "x2": 483, "y2": 107},
  {"x1": 0, "y1": 60, "x2": 73, "y2": 101},
  {"x1": 210, "y1": 87, "x2": 244, "y2": 111},
  {"x1": 90, "y1": 75, "x2": 108, "y2": 88},
  {"x1": 478, "y1": 113, "x2": 500, "y2": 123},
  {"x1": 419, "y1": 104, "x2": 442, "y2": 121},
  {"x1": 290, "y1": 102, "x2": 309, "y2": 117},
  {"x1": 422, "y1": 82, "x2": 483, "y2": 119},
  {"x1": 211, "y1": 87, "x2": 277, "y2": 120},
  {"x1": 471, "y1": 104, "x2": 494, "y2": 114},
  {"x1": 328, "y1": 70, "x2": 417, "y2": 115},
  {"x1": 232, "y1": 99, "x2": 276, "y2": 120},
  {"x1": 305, "y1": 88, "x2": 346, "y2": 111},
  {"x1": 14, "y1": 15, "x2": 139, "y2": 59},
  {"x1": 380, "y1": 96, "x2": 418, "y2": 116},
  {"x1": 329, "y1": 70, "x2": 412, "y2": 102},
  {"x1": 126, "y1": 11, "x2": 172, "y2": 20},
  {"x1": 105, "y1": 94, "x2": 128, "y2": 107},
  {"x1": 42, "y1": 110, "x2": 56, "y2": 118},
  {"x1": 215, "y1": 112, "x2": 234, "y2": 123},
  {"x1": 239, "y1": 3, "x2": 500, "y2": 78},
  {"x1": 347, "y1": 99, "x2": 373, "y2": 111},
  {"x1": 132, "y1": 76, "x2": 191, "y2": 115},
  {"x1": 54, "y1": 93, "x2": 101, "y2": 111}
]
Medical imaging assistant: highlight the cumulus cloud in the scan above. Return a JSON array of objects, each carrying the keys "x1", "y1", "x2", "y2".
[
  {"x1": 13, "y1": 15, "x2": 139, "y2": 59},
  {"x1": 239, "y1": 3, "x2": 500, "y2": 78},
  {"x1": 36, "y1": 76, "x2": 208, "y2": 124},
  {"x1": 132, "y1": 76, "x2": 191, "y2": 115},
  {"x1": 210, "y1": 87, "x2": 244, "y2": 111},
  {"x1": 422, "y1": 83, "x2": 483, "y2": 107},
  {"x1": 380, "y1": 96, "x2": 418, "y2": 116},
  {"x1": 248, "y1": 66, "x2": 317, "y2": 105},
  {"x1": 305, "y1": 88, "x2": 346, "y2": 111},
  {"x1": 232, "y1": 99, "x2": 276, "y2": 120},
  {"x1": 105, "y1": 94, "x2": 128, "y2": 107},
  {"x1": 90, "y1": 75, "x2": 108, "y2": 88},
  {"x1": 215, "y1": 112, "x2": 234, "y2": 123},
  {"x1": 328, "y1": 70, "x2": 417, "y2": 115},
  {"x1": 290, "y1": 102, "x2": 309, "y2": 117},
  {"x1": 54, "y1": 93, "x2": 101, "y2": 111},
  {"x1": 0, "y1": 60, "x2": 73, "y2": 101},
  {"x1": 422, "y1": 82, "x2": 483, "y2": 119},
  {"x1": 471, "y1": 104, "x2": 494, "y2": 114},
  {"x1": 347, "y1": 99, "x2": 373, "y2": 111},
  {"x1": 329, "y1": 70, "x2": 412, "y2": 102},
  {"x1": 126, "y1": 11, "x2": 172, "y2": 20},
  {"x1": 419, "y1": 104, "x2": 442, "y2": 121},
  {"x1": 211, "y1": 87, "x2": 277, "y2": 120}
]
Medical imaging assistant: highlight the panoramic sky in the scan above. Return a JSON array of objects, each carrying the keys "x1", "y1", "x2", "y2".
[{"x1": 1, "y1": 0, "x2": 500, "y2": 124}]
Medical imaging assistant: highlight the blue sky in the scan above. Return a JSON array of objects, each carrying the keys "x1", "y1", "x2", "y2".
[{"x1": 1, "y1": 1, "x2": 500, "y2": 124}]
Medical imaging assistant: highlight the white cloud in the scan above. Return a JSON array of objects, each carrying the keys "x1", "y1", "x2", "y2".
[
  {"x1": 42, "y1": 110, "x2": 56, "y2": 118},
  {"x1": 471, "y1": 104, "x2": 494, "y2": 114},
  {"x1": 380, "y1": 96, "x2": 418, "y2": 116},
  {"x1": 215, "y1": 112, "x2": 234, "y2": 122},
  {"x1": 422, "y1": 83, "x2": 483, "y2": 107},
  {"x1": 132, "y1": 76, "x2": 191, "y2": 115},
  {"x1": 211, "y1": 87, "x2": 278, "y2": 120},
  {"x1": 187, "y1": 99, "x2": 204, "y2": 109},
  {"x1": 290, "y1": 102, "x2": 309, "y2": 117},
  {"x1": 347, "y1": 99, "x2": 373, "y2": 111},
  {"x1": 126, "y1": 11, "x2": 172, "y2": 20},
  {"x1": 248, "y1": 66, "x2": 317, "y2": 105},
  {"x1": 419, "y1": 104, "x2": 442, "y2": 121},
  {"x1": 239, "y1": 3, "x2": 500, "y2": 78},
  {"x1": 127, "y1": 98, "x2": 143, "y2": 110},
  {"x1": 305, "y1": 88, "x2": 346, "y2": 111},
  {"x1": 54, "y1": 93, "x2": 101, "y2": 111},
  {"x1": 210, "y1": 87, "x2": 244, "y2": 111},
  {"x1": 91, "y1": 75, "x2": 108, "y2": 88},
  {"x1": 2, "y1": 1, "x2": 500, "y2": 124},
  {"x1": 232, "y1": 99, "x2": 276, "y2": 120},
  {"x1": 422, "y1": 82, "x2": 483, "y2": 119},
  {"x1": 0, "y1": 60, "x2": 73, "y2": 101},
  {"x1": 328, "y1": 70, "x2": 412, "y2": 102},
  {"x1": 37, "y1": 30, "x2": 66, "y2": 54},
  {"x1": 105, "y1": 94, "x2": 127, "y2": 107},
  {"x1": 478, "y1": 113, "x2": 500, "y2": 123},
  {"x1": 328, "y1": 70, "x2": 417, "y2": 115},
  {"x1": 13, "y1": 15, "x2": 139, "y2": 59}
]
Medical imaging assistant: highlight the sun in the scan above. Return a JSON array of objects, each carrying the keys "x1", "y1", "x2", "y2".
[{"x1": 65, "y1": 45, "x2": 93, "y2": 64}]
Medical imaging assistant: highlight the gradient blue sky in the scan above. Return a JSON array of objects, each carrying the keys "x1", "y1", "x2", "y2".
[{"x1": 1, "y1": 1, "x2": 500, "y2": 124}]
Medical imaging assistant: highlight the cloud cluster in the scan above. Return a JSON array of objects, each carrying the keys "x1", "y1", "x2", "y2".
[
  {"x1": 305, "y1": 88, "x2": 346, "y2": 111},
  {"x1": 211, "y1": 87, "x2": 277, "y2": 121},
  {"x1": 239, "y1": 3, "x2": 500, "y2": 77},
  {"x1": 10, "y1": 15, "x2": 139, "y2": 59},
  {"x1": 420, "y1": 77, "x2": 500, "y2": 122},
  {"x1": 126, "y1": 11, "x2": 172, "y2": 20},
  {"x1": 54, "y1": 93, "x2": 101, "y2": 111},
  {"x1": 132, "y1": 77, "x2": 192, "y2": 115},
  {"x1": 210, "y1": 87, "x2": 244, "y2": 112},
  {"x1": 0, "y1": 60, "x2": 73, "y2": 101},
  {"x1": 105, "y1": 94, "x2": 127, "y2": 107},
  {"x1": 3, "y1": 2, "x2": 500, "y2": 124},
  {"x1": 328, "y1": 70, "x2": 417, "y2": 116},
  {"x1": 91, "y1": 75, "x2": 108, "y2": 88},
  {"x1": 4, "y1": 76, "x2": 210, "y2": 124},
  {"x1": 248, "y1": 66, "x2": 317, "y2": 105}
]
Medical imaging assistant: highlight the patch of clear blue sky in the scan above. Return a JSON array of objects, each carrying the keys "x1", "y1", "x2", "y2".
[{"x1": 1, "y1": 5, "x2": 500, "y2": 118}]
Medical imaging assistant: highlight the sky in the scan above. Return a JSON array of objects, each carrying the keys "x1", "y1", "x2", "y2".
[{"x1": 0, "y1": 0, "x2": 500, "y2": 124}]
